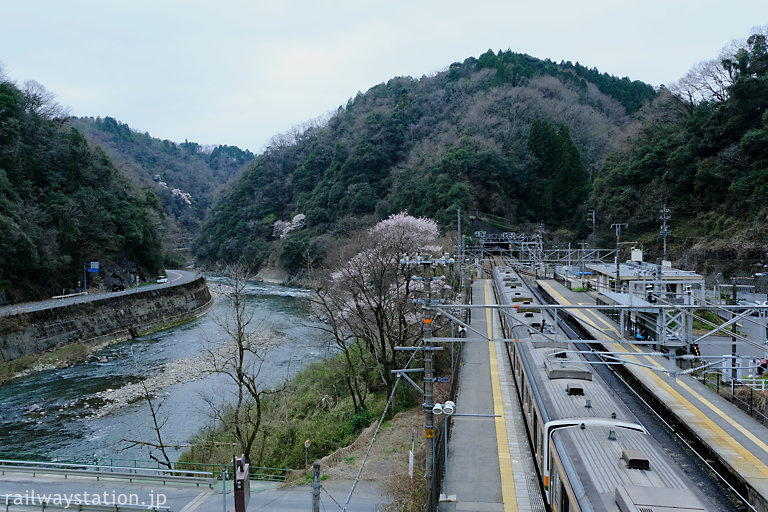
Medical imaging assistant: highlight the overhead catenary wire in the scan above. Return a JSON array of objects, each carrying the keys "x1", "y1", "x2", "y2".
[
  {"x1": 544, "y1": 281, "x2": 759, "y2": 512},
  {"x1": 590, "y1": 349, "x2": 758, "y2": 512}
]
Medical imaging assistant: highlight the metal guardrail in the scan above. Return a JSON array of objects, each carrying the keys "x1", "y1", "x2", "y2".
[
  {"x1": 0, "y1": 454, "x2": 288, "y2": 483},
  {"x1": 1, "y1": 493, "x2": 171, "y2": 512},
  {"x1": 0, "y1": 460, "x2": 216, "y2": 488}
]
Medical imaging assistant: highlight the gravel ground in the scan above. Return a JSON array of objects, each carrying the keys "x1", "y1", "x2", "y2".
[{"x1": 87, "y1": 354, "x2": 209, "y2": 419}]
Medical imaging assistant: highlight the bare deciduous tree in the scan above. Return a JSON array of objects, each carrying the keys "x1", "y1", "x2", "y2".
[
  {"x1": 309, "y1": 282, "x2": 370, "y2": 412},
  {"x1": 122, "y1": 382, "x2": 173, "y2": 469},
  {"x1": 204, "y1": 263, "x2": 282, "y2": 462},
  {"x1": 671, "y1": 28, "x2": 768, "y2": 107},
  {"x1": 21, "y1": 80, "x2": 68, "y2": 119},
  {"x1": 671, "y1": 58, "x2": 733, "y2": 106},
  {"x1": 122, "y1": 349, "x2": 173, "y2": 469}
]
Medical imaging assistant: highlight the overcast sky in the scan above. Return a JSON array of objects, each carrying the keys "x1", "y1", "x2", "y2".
[{"x1": 1, "y1": 1, "x2": 765, "y2": 152}]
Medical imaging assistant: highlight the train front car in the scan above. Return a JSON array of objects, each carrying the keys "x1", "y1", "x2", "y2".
[
  {"x1": 492, "y1": 266, "x2": 711, "y2": 512},
  {"x1": 550, "y1": 425, "x2": 708, "y2": 512}
]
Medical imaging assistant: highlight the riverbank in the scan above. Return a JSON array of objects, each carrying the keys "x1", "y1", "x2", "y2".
[
  {"x1": 0, "y1": 274, "x2": 212, "y2": 382},
  {"x1": 0, "y1": 279, "x2": 329, "y2": 460}
]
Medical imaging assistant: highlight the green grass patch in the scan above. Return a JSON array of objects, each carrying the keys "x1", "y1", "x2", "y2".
[
  {"x1": 178, "y1": 347, "x2": 414, "y2": 471},
  {"x1": 692, "y1": 309, "x2": 744, "y2": 335},
  {"x1": 0, "y1": 343, "x2": 91, "y2": 384}
]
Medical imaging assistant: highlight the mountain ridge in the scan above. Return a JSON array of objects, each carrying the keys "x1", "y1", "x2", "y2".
[
  {"x1": 194, "y1": 49, "x2": 658, "y2": 271},
  {"x1": 70, "y1": 116, "x2": 254, "y2": 261}
]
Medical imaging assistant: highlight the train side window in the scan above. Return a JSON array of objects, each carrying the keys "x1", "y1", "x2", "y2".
[
  {"x1": 538, "y1": 424, "x2": 544, "y2": 458},
  {"x1": 533, "y1": 415, "x2": 539, "y2": 452}
]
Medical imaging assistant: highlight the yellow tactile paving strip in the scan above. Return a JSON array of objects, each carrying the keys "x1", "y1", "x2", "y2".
[
  {"x1": 539, "y1": 279, "x2": 768, "y2": 498},
  {"x1": 538, "y1": 281, "x2": 621, "y2": 339},
  {"x1": 486, "y1": 280, "x2": 519, "y2": 511}
]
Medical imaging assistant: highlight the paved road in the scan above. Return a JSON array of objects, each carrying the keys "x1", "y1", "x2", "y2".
[
  {"x1": 0, "y1": 269, "x2": 198, "y2": 317},
  {"x1": 0, "y1": 471, "x2": 385, "y2": 512}
]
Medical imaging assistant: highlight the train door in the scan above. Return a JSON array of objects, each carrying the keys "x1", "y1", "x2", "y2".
[{"x1": 560, "y1": 481, "x2": 570, "y2": 512}]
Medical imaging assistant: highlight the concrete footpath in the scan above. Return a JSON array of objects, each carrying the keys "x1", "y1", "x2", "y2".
[{"x1": 439, "y1": 279, "x2": 544, "y2": 512}]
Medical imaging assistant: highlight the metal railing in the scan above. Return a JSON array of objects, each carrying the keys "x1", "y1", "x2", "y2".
[
  {"x1": 0, "y1": 453, "x2": 287, "y2": 483},
  {"x1": 700, "y1": 374, "x2": 768, "y2": 424},
  {"x1": 0, "y1": 459, "x2": 216, "y2": 487}
]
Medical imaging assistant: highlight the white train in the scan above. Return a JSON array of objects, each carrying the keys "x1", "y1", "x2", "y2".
[{"x1": 492, "y1": 265, "x2": 712, "y2": 512}]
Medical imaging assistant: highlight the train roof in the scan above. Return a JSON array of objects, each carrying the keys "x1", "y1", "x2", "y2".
[
  {"x1": 519, "y1": 340, "x2": 639, "y2": 425},
  {"x1": 495, "y1": 268, "x2": 547, "y2": 333},
  {"x1": 493, "y1": 264, "x2": 710, "y2": 511},
  {"x1": 552, "y1": 425, "x2": 708, "y2": 511},
  {"x1": 494, "y1": 265, "x2": 638, "y2": 426}
]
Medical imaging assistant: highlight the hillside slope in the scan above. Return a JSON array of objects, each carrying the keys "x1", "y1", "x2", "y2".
[
  {"x1": 590, "y1": 31, "x2": 768, "y2": 266},
  {"x1": 71, "y1": 117, "x2": 253, "y2": 259},
  {"x1": 196, "y1": 50, "x2": 656, "y2": 269},
  {"x1": 0, "y1": 79, "x2": 164, "y2": 303}
]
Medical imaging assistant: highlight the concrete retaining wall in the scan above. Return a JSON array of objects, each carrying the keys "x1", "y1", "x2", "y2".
[{"x1": 0, "y1": 277, "x2": 213, "y2": 362}]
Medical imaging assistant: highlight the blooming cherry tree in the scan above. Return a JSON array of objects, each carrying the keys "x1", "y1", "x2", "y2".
[{"x1": 317, "y1": 212, "x2": 444, "y2": 398}]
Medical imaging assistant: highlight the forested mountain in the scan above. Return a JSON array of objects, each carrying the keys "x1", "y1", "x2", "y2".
[
  {"x1": 196, "y1": 49, "x2": 657, "y2": 270},
  {"x1": 0, "y1": 77, "x2": 164, "y2": 303},
  {"x1": 71, "y1": 117, "x2": 253, "y2": 260},
  {"x1": 590, "y1": 32, "x2": 768, "y2": 265}
]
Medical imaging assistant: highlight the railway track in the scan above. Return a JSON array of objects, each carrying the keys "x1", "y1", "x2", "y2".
[
  {"x1": 524, "y1": 275, "x2": 743, "y2": 511},
  {"x1": 491, "y1": 262, "x2": 727, "y2": 511}
]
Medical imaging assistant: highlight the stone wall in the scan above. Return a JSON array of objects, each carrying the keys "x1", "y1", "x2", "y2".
[{"x1": 0, "y1": 276, "x2": 212, "y2": 362}]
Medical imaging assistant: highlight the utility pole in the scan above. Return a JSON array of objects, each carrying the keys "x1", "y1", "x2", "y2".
[
  {"x1": 659, "y1": 205, "x2": 671, "y2": 261},
  {"x1": 423, "y1": 264, "x2": 435, "y2": 495},
  {"x1": 611, "y1": 223, "x2": 628, "y2": 292},
  {"x1": 458, "y1": 209, "x2": 464, "y2": 310},
  {"x1": 588, "y1": 209, "x2": 596, "y2": 249},
  {"x1": 399, "y1": 253, "x2": 453, "y2": 512},
  {"x1": 221, "y1": 469, "x2": 227, "y2": 512},
  {"x1": 578, "y1": 241, "x2": 588, "y2": 288}
]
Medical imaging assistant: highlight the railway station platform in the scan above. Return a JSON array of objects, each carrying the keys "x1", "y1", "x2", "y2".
[
  {"x1": 439, "y1": 279, "x2": 545, "y2": 512},
  {"x1": 538, "y1": 278, "x2": 768, "y2": 512}
]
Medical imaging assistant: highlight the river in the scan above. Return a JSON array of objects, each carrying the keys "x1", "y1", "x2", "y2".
[{"x1": 0, "y1": 279, "x2": 333, "y2": 463}]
